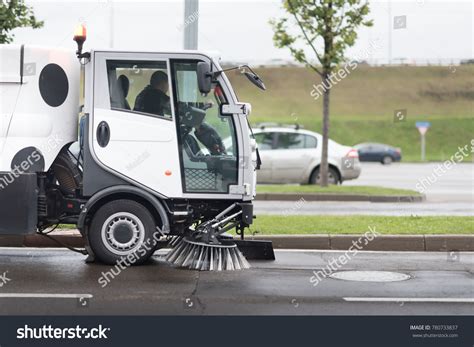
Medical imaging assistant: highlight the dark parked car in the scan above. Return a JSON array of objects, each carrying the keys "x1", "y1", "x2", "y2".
[{"x1": 354, "y1": 143, "x2": 402, "y2": 165}]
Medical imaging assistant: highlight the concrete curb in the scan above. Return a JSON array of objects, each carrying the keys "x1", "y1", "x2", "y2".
[
  {"x1": 248, "y1": 235, "x2": 473, "y2": 251},
  {"x1": 255, "y1": 193, "x2": 426, "y2": 202},
  {"x1": 0, "y1": 231, "x2": 472, "y2": 252}
]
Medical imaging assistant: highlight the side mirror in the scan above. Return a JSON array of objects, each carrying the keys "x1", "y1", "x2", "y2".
[
  {"x1": 197, "y1": 62, "x2": 212, "y2": 94},
  {"x1": 244, "y1": 71, "x2": 266, "y2": 91}
]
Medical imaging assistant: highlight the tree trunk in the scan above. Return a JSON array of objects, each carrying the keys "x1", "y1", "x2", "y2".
[
  {"x1": 320, "y1": 0, "x2": 333, "y2": 187},
  {"x1": 319, "y1": 72, "x2": 331, "y2": 187}
]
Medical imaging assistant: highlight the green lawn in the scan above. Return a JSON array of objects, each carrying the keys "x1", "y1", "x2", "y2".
[
  {"x1": 257, "y1": 185, "x2": 421, "y2": 196},
  {"x1": 59, "y1": 215, "x2": 473, "y2": 235},
  {"x1": 227, "y1": 65, "x2": 474, "y2": 162},
  {"x1": 248, "y1": 215, "x2": 474, "y2": 235}
]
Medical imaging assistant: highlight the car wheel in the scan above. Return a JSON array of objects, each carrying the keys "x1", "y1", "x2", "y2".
[
  {"x1": 382, "y1": 156, "x2": 393, "y2": 165},
  {"x1": 89, "y1": 199, "x2": 158, "y2": 265},
  {"x1": 310, "y1": 167, "x2": 340, "y2": 185}
]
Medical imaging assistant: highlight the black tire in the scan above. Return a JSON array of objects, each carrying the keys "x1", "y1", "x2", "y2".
[
  {"x1": 382, "y1": 156, "x2": 393, "y2": 165},
  {"x1": 89, "y1": 199, "x2": 158, "y2": 265},
  {"x1": 309, "y1": 166, "x2": 340, "y2": 185}
]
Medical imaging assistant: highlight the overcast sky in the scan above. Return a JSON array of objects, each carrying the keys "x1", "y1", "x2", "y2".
[{"x1": 9, "y1": 0, "x2": 473, "y2": 64}]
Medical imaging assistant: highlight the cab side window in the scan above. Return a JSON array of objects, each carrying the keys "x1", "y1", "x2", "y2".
[{"x1": 106, "y1": 60, "x2": 172, "y2": 118}]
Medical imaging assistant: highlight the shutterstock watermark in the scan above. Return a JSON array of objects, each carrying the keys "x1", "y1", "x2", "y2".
[
  {"x1": 177, "y1": 9, "x2": 199, "y2": 31},
  {"x1": 309, "y1": 226, "x2": 380, "y2": 287},
  {"x1": 310, "y1": 39, "x2": 382, "y2": 100},
  {"x1": 0, "y1": 134, "x2": 63, "y2": 190},
  {"x1": 415, "y1": 140, "x2": 474, "y2": 194},
  {"x1": 0, "y1": 152, "x2": 42, "y2": 190},
  {"x1": 282, "y1": 197, "x2": 306, "y2": 216},
  {"x1": 125, "y1": 151, "x2": 150, "y2": 171},
  {"x1": 0, "y1": 271, "x2": 11, "y2": 287},
  {"x1": 97, "y1": 228, "x2": 163, "y2": 288},
  {"x1": 17, "y1": 324, "x2": 110, "y2": 340},
  {"x1": 393, "y1": 15, "x2": 407, "y2": 30}
]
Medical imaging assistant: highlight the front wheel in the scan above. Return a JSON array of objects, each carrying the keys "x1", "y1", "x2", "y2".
[
  {"x1": 88, "y1": 199, "x2": 158, "y2": 265},
  {"x1": 309, "y1": 167, "x2": 340, "y2": 185}
]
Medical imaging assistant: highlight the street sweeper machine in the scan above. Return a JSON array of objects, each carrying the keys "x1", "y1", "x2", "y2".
[{"x1": 0, "y1": 25, "x2": 274, "y2": 271}]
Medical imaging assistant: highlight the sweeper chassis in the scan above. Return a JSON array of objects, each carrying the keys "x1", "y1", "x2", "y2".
[
  {"x1": 0, "y1": 42, "x2": 274, "y2": 270},
  {"x1": 35, "y1": 173, "x2": 274, "y2": 269}
]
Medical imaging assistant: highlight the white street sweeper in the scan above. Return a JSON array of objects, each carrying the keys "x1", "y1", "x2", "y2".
[{"x1": 0, "y1": 25, "x2": 274, "y2": 271}]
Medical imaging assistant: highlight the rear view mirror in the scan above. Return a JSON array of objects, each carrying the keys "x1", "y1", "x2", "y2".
[
  {"x1": 244, "y1": 71, "x2": 266, "y2": 91},
  {"x1": 197, "y1": 62, "x2": 212, "y2": 94}
]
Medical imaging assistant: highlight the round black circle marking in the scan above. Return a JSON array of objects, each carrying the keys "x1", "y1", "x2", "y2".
[
  {"x1": 38, "y1": 63, "x2": 69, "y2": 107},
  {"x1": 11, "y1": 147, "x2": 45, "y2": 173}
]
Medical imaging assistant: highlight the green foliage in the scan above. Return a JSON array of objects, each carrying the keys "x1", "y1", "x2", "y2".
[
  {"x1": 270, "y1": 0, "x2": 373, "y2": 75},
  {"x1": 250, "y1": 215, "x2": 474, "y2": 235},
  {"x1": 0, "y1": 0, "x2": 43, "y2": 44},
  {"x1": 256, "y1": 185, "x2": 422, "y2": 196},
  {"x1": 227, "y1": 65, "x2": 474, "y2": 162}
]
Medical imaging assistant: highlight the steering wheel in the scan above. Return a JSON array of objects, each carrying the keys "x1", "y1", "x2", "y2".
[{"x1": 179, "y1": 103, "x2": 206, "y2": 128}]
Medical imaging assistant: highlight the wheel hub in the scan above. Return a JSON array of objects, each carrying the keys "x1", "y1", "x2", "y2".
[
  {"x1": 113, "y1": 223, "x2": 134, "y2": 243},
  {"x1": 101, "y1": 212, "x2": 145, "y2": 255}
]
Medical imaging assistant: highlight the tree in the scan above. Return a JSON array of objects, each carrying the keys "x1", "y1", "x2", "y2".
[
  {"x1": 0, "y1": 0, "x2": 43, "y2": 44},
  {"x1": 271, "y1": 0, "x2": 372, "y2": 186}
]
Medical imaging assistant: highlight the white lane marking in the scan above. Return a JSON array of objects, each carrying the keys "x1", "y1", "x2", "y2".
[
  {"x1": 343, "y1": 297, "x2": 474, "y2": 303},
  {"x1": 0, "y1": 247, "x2": 75, "y2": 251},
  {"x1": 1, "y1": 247, "x2": 474, "y2": 255},
  {"x1": 274, "y1": 249, "x2": 474, "y2": 254},
  {"x1": 0, "y1": 293, "x2": 92, "y2": 299}
]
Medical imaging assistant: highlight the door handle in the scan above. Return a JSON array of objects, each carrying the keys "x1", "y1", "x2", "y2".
[{"x1": 97, "y1": 121, "x2": 110, "y2": 147}]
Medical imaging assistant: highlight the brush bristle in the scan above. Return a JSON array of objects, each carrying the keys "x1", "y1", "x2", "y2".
[{"x1": 166, "y1": 237, "x2": 250, "y2": 271}]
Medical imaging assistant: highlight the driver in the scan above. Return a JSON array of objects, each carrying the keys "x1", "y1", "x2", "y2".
[
  {"x1": 134, "y1": 71, "x2": 171, "y2": 116},
  {"x1": 179, "y1": 102, "x2": 226, "y2": 156}
]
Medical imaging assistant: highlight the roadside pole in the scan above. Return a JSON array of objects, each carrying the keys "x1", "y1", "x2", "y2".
[
  {"x1": 184, "y1": 0, "x2": 199, "y2": 50},
  {"x1": 416, "y1": 121, "x2": 431, "y2": 161}
]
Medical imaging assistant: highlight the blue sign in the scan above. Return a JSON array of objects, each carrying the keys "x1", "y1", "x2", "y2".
[{"x1": 416, "y1": 121, "x2": 431, "y2": 128}]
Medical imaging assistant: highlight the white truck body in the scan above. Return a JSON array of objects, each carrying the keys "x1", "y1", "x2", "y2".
[
  {"x1": 0, "y1": 45, "x2": 79, "y2": 172},
  {"x1": 0, "y1": 43, "x2": 264, "y2": 268}
]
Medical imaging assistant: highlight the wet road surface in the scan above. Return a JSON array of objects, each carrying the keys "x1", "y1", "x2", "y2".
[{"x1": 0, "y1": 248, "x2": 472, "y2": 315}]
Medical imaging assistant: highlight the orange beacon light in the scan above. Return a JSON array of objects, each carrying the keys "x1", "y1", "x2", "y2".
[{"x1": 73, "y1": 23, "x2": 87, "y2": 58}]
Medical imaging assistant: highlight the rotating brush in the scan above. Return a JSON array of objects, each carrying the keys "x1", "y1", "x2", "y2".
[
  {"x1": 166, "y1": 236, "x2": 250, "y2": 271},
  {"x1": 165, "y1": 203, "x2": 252, "y2": 271}
]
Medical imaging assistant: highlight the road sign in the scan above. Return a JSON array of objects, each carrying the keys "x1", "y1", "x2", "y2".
[
  {"x1": 416, "y1": 121, "x2": 431, "y2": 135},
  {"x1": 416, "y1": 121, "x2": 431, "y2": 161}
]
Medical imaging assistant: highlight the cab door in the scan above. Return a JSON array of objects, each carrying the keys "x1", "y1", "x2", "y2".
[
  {"x1": 170, "y1": 60, "x2": 242, "y2": 198},
  {"x1": 90, "y1": 51, "x2": 182, "y2": 198}
]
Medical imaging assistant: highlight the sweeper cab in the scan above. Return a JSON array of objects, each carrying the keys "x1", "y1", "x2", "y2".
[{"x1": 0, "y1": 26, "x2": 274, "y2": 270}]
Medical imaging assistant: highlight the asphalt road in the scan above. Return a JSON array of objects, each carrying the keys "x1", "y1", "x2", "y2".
[
  {"x1": 255, "y1": 163, "x2": 474, "y2": 216},
  {"x1": 0, "y1": 248, "x2": 472, "y2": 315},
  {"x1": 345, "y1": 162, "x2": 473, "y2": 202}
]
